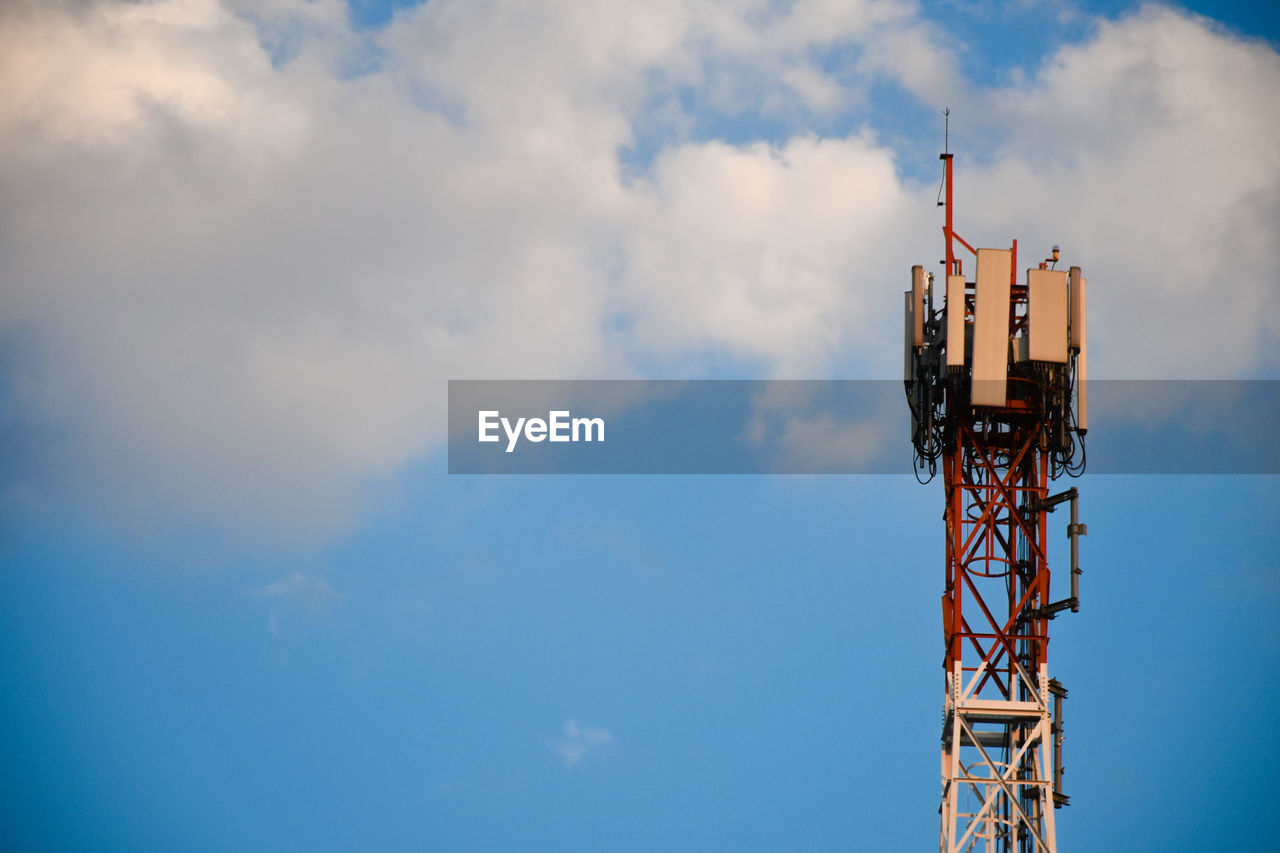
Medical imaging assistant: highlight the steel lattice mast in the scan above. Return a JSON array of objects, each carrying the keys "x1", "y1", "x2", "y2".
[{"x1": 905, "y1": 140, "x2": 1089, "y2": 853}]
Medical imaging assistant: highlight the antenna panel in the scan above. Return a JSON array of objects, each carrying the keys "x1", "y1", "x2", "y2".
[
  {"x1": 904, "y1": 290, "x2": 916, "y2": 382},
  {"x1": 1027, "y1": 268, "x2": 1069, "y2": 363},
  {"x1": 972, "y1": 248, "x2": 1011, "y2": 407},
  {"x1": 946, "y1": 274, "x2": 966, "y2": 371}
]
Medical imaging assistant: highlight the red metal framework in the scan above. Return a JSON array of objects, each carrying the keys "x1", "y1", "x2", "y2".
[
  {"x1": 939, "y1": 390, "x2": 1059, "y2": 852},
  {"x1": 908, "y1": 136, "x2": 1086, "y2": 853},
  {"x1": 943, "y1": 402, "x2": 1051, "y2": 693}
]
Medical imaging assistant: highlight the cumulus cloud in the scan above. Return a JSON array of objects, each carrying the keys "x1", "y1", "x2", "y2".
[
  {"x1": 622, "y1": 133, "x2": 915, "y2": 374},
  {"x1": 961, "y1": 5, "x2": 1280, "y2": 376},
  {"x1": 0, "y1": 0, "x2": 1275, "y2": 541},
  {"x1": 553, "y1": 718, "x2": 615, "y2": 767}
]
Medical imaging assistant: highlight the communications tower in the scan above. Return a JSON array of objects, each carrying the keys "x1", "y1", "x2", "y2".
[{"x1": 904, "y1": 137, "x2": 1089, "y2": 852}]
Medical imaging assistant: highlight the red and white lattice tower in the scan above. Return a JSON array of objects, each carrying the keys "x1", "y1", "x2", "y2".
[{"x1": 905, "y1": 140, "x2": 1089, "y2": 853}]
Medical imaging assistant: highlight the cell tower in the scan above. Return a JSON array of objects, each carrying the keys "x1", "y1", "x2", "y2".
[{"x1": 904, "y1": 129, "x2": 1089, "y2": 853}]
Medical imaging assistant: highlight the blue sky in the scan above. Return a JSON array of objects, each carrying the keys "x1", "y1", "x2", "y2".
[{"x1": 1, "y1": 1, "x2": 1278, "y2": 851}]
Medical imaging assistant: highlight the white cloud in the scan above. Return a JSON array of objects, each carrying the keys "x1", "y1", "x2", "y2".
[
  {"x1": 961, "y1": 5, "x2": 1280, "y2": 376},
  {"x1": 252, "y1": 571, "x2": 339, "y2": 605},
  {"x1": 0, "y1": 1, "x2": 1275, "y2": 540},
  {"x1": 776, "y1": 413, "x2": 886, "y2": 472},
  {"x1": 781, "y1": 65, "x2": 845, "y2": 112},
  {"x1": 0, "y1": 0, "x2": 636, "y2": 540},
  {"x1": 553, "y1": 718, "x2": 615, "y2": 767},
  {"x1": 252, "y1": 570, "x2": 339, "y2": 634},
  {"x1": 620, "y1": 132, "x2": 916, "y2": 375}
]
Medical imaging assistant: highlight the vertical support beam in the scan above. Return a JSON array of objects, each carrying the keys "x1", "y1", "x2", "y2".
[{"x1": 942, "y1": 154, "x2": 955, "y2": 275}]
